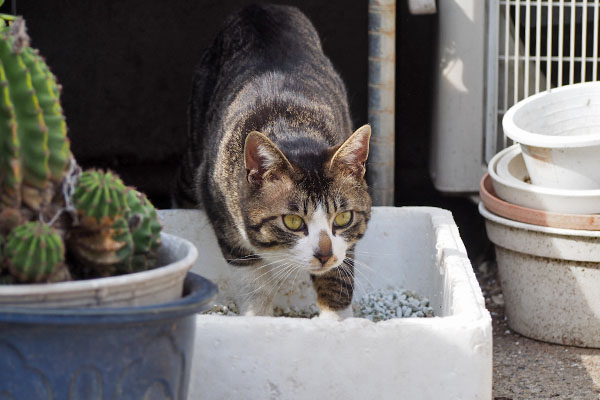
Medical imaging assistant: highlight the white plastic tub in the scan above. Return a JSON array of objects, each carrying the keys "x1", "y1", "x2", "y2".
[
  {"x1": 159, "y1": 207, "x2": 492, "y2": 400},
  {"x1": 503, "y1": 82, "x2": 600, "y2": 190}
]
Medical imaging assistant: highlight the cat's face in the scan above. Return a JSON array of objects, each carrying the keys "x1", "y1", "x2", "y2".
[{"x1": 242, "y1": 125, "x2": 371, "y2": 275}]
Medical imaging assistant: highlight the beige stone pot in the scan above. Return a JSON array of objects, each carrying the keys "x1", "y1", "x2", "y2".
[
  {"x1": 480, "y1": 203, "x2": 600, "y2": 348},
  {"x1": 0, "y1": 233, "x2": 198, "y2": 308}
]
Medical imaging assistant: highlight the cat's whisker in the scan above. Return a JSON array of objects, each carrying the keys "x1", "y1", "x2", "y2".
[
  {"x1": 259, "y1": 263, "x2": 300, "y2": 311},
  {"x1": 346, "y1": 259, "x2": 375, "y2": 285},
  {"x1": 289, "y1": 263, "x2": 304, "y2": 294},
  {"x1": 265, "y1": 262, "x2": 295, "y2": 286},
  {"x1": 343, "y1": 258, "x2": 374, "y2": 289},
  {"x1": 242, "y1": 261, "x2": 293, "y2": 299},
  {"x1": 269, "y1": 263, "x2": 300, "y2": 299},
  {"x1": 338, "y1": 262, "x2": 361, "y2": 300},
  {"x1": 243, "y1": 260, "x2": 290, "y2": 292},
  {"x1": 339, "y1": 269, "x2": 355, "y2": 302},
  {"x1": 251, "y1": 261, "x2": 298, "y2": 298},
  {"x1": 334, "y1": 267, "x2": 342, "y2": 299},
  {"x1": 335, "y1": 266, "x2": 351, "y2": 302},
  {"x1": 251, "y1": 260, "x2": 295, "y2": 287},
  {"x1": 252, "y1": 256, "x2": 294, "y2": 272},
  {"x1": 243, "y1": 259, "x2": 289, "y2": 294},
  {"x1": 347, "y1": 257, "x2": 375, "y2": 274},
  {"x1": 351, "y1": 250, "x2": 401, "y2": 258}
]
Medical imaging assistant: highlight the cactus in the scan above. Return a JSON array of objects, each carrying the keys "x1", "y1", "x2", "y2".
[
  {"x1": 116, "y1": 189, "x2": 162, "y2": 273},
  {"x1": 0, "y1": 16, "x2": 162, "y2": 284},
  {"x1": 0, "y1": 17, "x2": 71, "y2": 231},
  {"x1": 72, "y1": 169, "x2": 128, "y2": 229},
  {"x1": 4, "y1": 221, "x2": 67, "y2": 282},
  {"x1": 68, "y1": 170, "x2": 163, "y2": 277},
  {"x1": 68, "y1": 169, "x2": 133, "y2": 276}
]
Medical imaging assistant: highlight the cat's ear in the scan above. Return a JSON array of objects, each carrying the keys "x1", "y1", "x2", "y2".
[
  {"x1": 244, "y1": 131, "x2": 293, "y2": 185},
  {"x1": 329, "y1": 124, "x2": 371, "y2": 177}
]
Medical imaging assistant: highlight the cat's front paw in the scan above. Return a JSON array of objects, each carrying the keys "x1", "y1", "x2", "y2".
[{"x1": 318, "y1": 306, "x2": 354, "y2": 321}]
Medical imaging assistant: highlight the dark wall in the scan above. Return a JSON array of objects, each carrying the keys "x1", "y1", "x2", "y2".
[{"x1": 13, "y1": 0, "x2": 367, "y2": 207}]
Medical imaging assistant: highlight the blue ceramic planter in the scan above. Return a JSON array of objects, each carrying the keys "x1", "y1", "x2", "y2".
[{"x1": 0, "y1": 272, "x2": 216, "y2": 399}]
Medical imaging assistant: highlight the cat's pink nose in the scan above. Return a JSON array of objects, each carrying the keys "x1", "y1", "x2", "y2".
[{"x1": 316, "y1": 231, "x2": 332, "y2": 265}]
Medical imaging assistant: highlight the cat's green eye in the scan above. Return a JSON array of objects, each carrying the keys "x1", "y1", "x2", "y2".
[
  {"x1": 283, "y1": 214, "x2": 304, "y2": 231},
  {"x1": 334, "y1": 211, "x2": 353, "y2": 228}
]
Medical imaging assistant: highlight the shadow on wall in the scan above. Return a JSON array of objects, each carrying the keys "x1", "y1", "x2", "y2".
[{"x1": 395, "y1": 2, "x2": 491, "y2": 263}]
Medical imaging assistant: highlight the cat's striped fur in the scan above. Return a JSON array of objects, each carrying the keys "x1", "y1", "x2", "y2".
[{"x1": 174, "y1": 4, "x2": 371, "y2": 317}]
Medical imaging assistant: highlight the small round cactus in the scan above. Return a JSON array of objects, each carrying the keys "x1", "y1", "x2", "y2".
[
  {"x1": 115, "y1": 189, "x2": 162, "y2": 273},
  {"x1": 5, "y1": 221, "x2": 65, "y2": 282},
  {"x1": 68, "y1": 170, "x2": 133, "y2": 276},
  {"x1": 72, "y1": 169, "x2": 128, "y2": 229},
  {"x1": 68, "y1": 170, "x2": 162, "y2": 277}
]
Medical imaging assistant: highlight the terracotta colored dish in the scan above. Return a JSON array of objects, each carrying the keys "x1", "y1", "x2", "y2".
[{"x1": 480, "y1": 173, "x2": 600, "y2": 231}]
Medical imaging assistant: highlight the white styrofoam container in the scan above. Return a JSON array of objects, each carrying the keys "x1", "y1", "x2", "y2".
[{"x1": 159, "y1": 207, "x2": 492, "y2": 400}]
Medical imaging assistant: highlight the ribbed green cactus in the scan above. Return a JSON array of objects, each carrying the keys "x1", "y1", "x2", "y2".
[
  {"x1": 0, "y1": 18, "x2": 70, "y2": 223},
  {"x1": 72, "y1": 169, "x2": 128, "y2": 228},
  {"x1": 68, "y1": 170, "x2": 162, "y2": 277},
  {"x1": 68, "y1": 170, "x2": 133, "y2": 276},
  {"x1": 116, "y1": 189, "x2": 162, "y2": 273},
  {"x1": 0, "y1": 16, "x2": 162, "y2": 284},
  {"x1": 5, "y1": 221, "x2": 66, "y2": 282}
]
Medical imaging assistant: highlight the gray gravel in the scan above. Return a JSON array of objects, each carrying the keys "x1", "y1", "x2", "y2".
[
  {"x1": 353, "y1": 288, "x2": 434, "y2": 321},
  {"x1": 204, "y1": 288, "x2": 434, "y2": 321}
]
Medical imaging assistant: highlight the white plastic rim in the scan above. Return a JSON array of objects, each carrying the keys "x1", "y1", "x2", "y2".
[
  {"x1": 503, "y1": 81, "x2": 600, "y2": 148},
  {"x1": 489, "y1": 145, "x2": 600, "y2": 196},
  {"x1": 494, "y1": 145, "x2": 516, "y2": 182},
  {"x1": 487, "y1": 145, "x2": 600, "y2": 214}
]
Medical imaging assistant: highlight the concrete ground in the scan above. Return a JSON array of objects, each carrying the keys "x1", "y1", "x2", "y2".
[{"x1": 476, "y1": 260, "x2": 600, "y2": 399}]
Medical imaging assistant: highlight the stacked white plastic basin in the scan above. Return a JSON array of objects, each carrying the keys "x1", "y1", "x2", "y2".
[
  {"x1": 480, "y1": 82, "x2": 600, "y2": 348},
  {"x1": 504, "y1": 81, "x2": 600, "y2": 190}
]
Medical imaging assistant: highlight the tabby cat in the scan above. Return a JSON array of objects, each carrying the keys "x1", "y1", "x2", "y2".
[{"x1": 174, "y1": 4, "x2": 371, "y2": 318}]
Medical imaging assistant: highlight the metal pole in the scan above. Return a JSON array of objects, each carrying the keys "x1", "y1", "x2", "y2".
[{"x1": 368, "y1": 0, "x2": 396, "y2": 206}]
